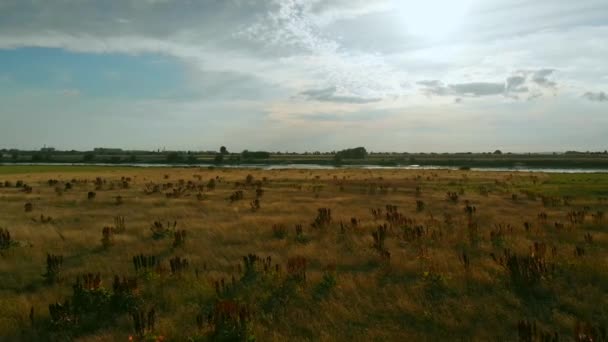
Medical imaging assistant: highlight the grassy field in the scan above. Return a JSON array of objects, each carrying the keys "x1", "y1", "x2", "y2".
[
  {"x1": 0, "y1": 165, "x2": 138, "y2": 175},
  {"x1": 0, "y1": 166, "x2": 607, "y2": 341}
]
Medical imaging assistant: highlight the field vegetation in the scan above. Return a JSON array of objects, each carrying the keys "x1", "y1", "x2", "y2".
[
  {"x1": 3, "y1": 147, "x2": 608, "y2": 168},
  {"x1": 0, "y1": 166, "x2": 607, "y2": 341}
]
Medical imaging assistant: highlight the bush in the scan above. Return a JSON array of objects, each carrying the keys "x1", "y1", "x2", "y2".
[
  {"x1": 0, "y1": 228, "x2": 17, "y2": 250},
  {"x1": 187, "y1": 154, "x2": 198, "y2": 164},
  {"x1": 83, "y1": 153, "x2": 95, "y2": 162},
  {"x1": 313, "y1": 272, "x2": 336, "y2": 301},
  {"x1": 48, "y1": 274, "x2": 143, "y2": 335},
  {"x1": 335, "y1": 147, "x2": 367, "y2": 159},
  {"x1": 272, "y1": 224, "x2": 287, "y2": 239},
  {"x1": 43, "y1": 254, "x2": 64, "y2": 284},
  {"x1": 241, "y1": 150, "x2": 270, "y2": 159},
  {"x1": 166, "y1": 152, "x2": 182, "y2": 163}
]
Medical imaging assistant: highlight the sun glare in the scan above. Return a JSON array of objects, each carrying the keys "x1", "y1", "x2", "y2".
[{"x1": 394, "y1": 0, "x2": 473, "y2": 39}]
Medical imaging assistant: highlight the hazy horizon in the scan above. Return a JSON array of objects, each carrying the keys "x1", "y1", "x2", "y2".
[
  {"x1": 1, "y1": 0, "x2": 607, "y2": 152},
  {"x1": 1, "y1": 146, "x2": 606, "y2": 155}
]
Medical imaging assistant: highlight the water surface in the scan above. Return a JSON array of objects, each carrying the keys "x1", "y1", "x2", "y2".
[{"x1": 2, "y1": 162, "x2": 607, "y2": 173}]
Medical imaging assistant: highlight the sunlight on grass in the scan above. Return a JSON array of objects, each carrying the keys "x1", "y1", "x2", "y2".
[{"x1": 0, "y1": 167, "x2": 606, "y2": 340}]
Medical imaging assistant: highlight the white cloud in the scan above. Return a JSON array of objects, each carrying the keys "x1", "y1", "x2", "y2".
[
  {"x1": 583, "y1": 91, "x2": 608, "y2": 102},
  {"x1": 299, "y1": 86, "x2": 382, "y2": 103},
  {"x1": 241, "y1": 0, "x2": 408, "y2": 100},
  {"x1": 0, "y1": 0, "x2": 607, "y2": 150}
]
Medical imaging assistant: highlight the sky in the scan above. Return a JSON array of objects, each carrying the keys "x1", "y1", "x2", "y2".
[{"x1": 0, "y1": 0, "x2": 607, "y2": 153}]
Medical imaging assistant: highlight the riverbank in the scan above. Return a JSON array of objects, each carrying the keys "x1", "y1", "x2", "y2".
[
  {"x1": 4, "y1": 151, "x2": 608, "y2": 169},
  {"x1": 1, "y1": 163, "x2": 607, "y2": 174}
]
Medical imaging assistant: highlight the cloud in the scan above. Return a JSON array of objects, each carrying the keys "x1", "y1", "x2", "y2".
[
  {"x1": 294, "y1": 112, "x2": 380, "y2": 122},
  {"x1": 531, "y1": 69, "x2": 557, "y2": 88},
  {"x1": 417, "y1": 80, "x2": 442, "y2": 87},
  {"x1": 300, "y1": 86, "x2": 381, "y2": 104},
  {"x1": 418, "y1": 80, "x2": 504, "y2": 97},
  {"x1": 417, "y1": 69, "x2": 559, "y2": 100},
  {"x1": 450, "y1": 82, "x2": 505, "y2": 96},
  {"x1": 0, "y1": 1, "x2": 597, "y2": 110},
  {"x1": 241, "y1": 0, "x2": 408, "y2": 101},
  {"x1": 417, "y1": 80, "x2": 450, "y2": 96},
  {"x1": 583, "y1": 91, "x2": 608, "y2": 102},
  {"x1": 506, "y1": 76, "x2": 528, "y2": 93},
  {"x1": 1, "y1": 0, "x2": 608, "y2": 151}
]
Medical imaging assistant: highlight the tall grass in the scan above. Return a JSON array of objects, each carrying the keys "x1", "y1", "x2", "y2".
[{"x1": 0, "y1": 168, "x2": 606, "y2": 340}]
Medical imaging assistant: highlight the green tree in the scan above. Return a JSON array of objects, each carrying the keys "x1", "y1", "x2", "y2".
[
  {"x1": 333, "y1": 154, "x2": 343, "y2": 165},
  {"x1": 220, "y1": 146, "x2": 228, "y2": 154},
  {"x1": 187, "y1": 154, "x2": 198, "y2": 164},
  {"x1": 335, "y1": 147, "x2": 367, "y2": 159},
  {"x1": 83, "y1": 153, "x2": 96, "y2": 162},
  {"x1": 242, "y1": 150, "x2": 270, "y2": 159},
  {"x1": 166, "y1": 152, "x2": 181, "y2": 163}
]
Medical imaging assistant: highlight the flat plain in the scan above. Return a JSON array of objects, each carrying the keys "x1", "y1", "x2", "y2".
[{"x1": 0, "y1": 166, "x2": 607, "y2": 341}]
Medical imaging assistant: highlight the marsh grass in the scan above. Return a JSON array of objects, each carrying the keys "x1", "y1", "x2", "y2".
[{"x1": 0, "y1": 167, "x2": 606, "y2": 340}]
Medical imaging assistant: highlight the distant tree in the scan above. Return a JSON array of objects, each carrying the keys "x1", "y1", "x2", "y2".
[
  {"x1": 333, "y1": 154, "x2": 343, "y2": 165},
  {"x1": 83, "y1": 153, "x2": 95, "y2": 162},
  {"x1": 128, "y1": 154, "x2": 137, "y2": 162},
  {"x1": 242, "y1": 150, "x2": 270, "y2": 159},
  {"x1": 220, "y1": 146, "x2": 228, "y2": 154},
  {"x1": 214, "y1": 153, "x2": 224, "y2": 164},
  {"x1": 166, "y1": 152, "x2": 181, "y2": 163},
  {"x1": 335, "y1": 147, "x2": 367, "y2": 159},
  {"x1": 493, "y1": 150, "x2": 503, "y2": 155},
  {"x1": 187, "y1": 154, "x2": 198, "y2": 164},
  {"x1": 31, "y1": 153, "x2": 43, "y2": 162},
  {"x1": 11, "y1": 152, "x2": 18, "y2": 161}
]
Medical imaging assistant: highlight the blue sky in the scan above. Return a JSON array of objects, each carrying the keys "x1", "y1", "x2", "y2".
[
  {"x1": 0, "y1": 48, "x2": 187, "y2": 99},
  {"x1": 0, "y1": 0, "x2": 607, "y2": 152}
]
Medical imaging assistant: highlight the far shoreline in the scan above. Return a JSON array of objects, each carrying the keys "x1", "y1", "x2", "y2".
[{"x1": 1, "y1": 162, "x2": 607, "y2": 174}]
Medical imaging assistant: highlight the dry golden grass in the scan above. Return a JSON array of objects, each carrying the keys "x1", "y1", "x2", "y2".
[{"x1": 0, "y1": 166, "x2": 607, "y2": 341}]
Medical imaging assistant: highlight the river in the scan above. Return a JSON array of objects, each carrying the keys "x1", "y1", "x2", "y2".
[{"x1": 1, "y1": 162, "x2": 607, "y2": 173}]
